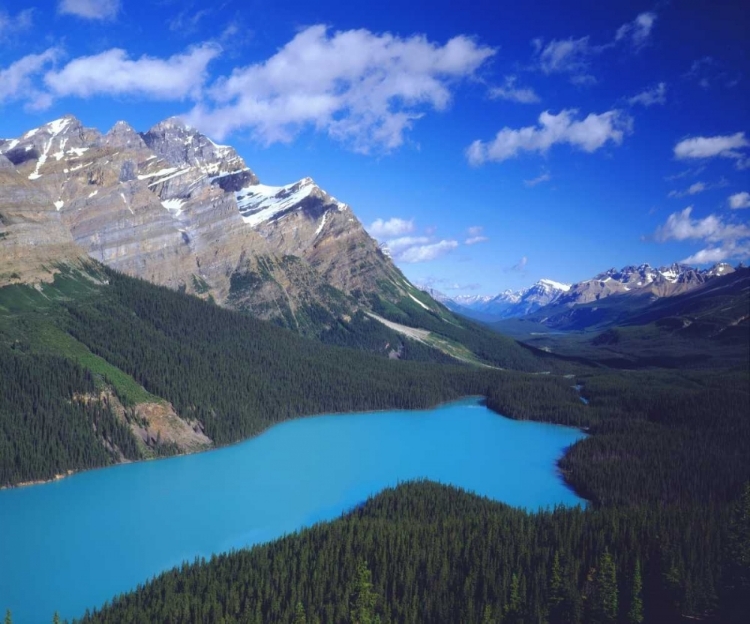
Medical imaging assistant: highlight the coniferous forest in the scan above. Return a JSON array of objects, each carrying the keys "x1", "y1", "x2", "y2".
[{"x1": 0, "y1": 267, "x2": 748, "y2": 623}]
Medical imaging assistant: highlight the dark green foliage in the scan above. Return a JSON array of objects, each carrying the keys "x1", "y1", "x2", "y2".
[
  {"x1": 588, "y1": 550, "x2": 618, "y2": 623},
  {"x1": 723, "y1": 482, "x2": 750, "y2": 622},
  {"x1": 0, "y1": 347, "x2": 141, "y2": 486},
  {"x1": 61, "y1": 269, "x2": 504, "y2": 448},
  {"x1": 75, "y1": 481, "x2": 734, "y2": 624},
  {"x1": 628, "y1": 559, "x2": 644, "y2": 624}
]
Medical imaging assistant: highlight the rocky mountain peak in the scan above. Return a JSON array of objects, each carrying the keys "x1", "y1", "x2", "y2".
[
  {"x1": 102, "y1": 121, "x2": 147, "y2": 150},
  {"x1": 140, "y1": 117, "x2": 248, "y2": 176}
]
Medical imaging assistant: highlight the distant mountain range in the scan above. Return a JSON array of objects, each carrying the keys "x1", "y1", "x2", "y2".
[{"x1": 422, "y1": 262, "x2": 738, "y2": 323}]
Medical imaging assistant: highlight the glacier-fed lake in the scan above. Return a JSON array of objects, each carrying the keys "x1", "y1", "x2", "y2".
[{"x1": 0, "y1": 398, "x2": 586, "y2": 623}]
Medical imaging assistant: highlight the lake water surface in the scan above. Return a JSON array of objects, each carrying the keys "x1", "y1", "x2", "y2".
[{"x1": 0, "y1": 398, "x2": 586, "y2": 623}]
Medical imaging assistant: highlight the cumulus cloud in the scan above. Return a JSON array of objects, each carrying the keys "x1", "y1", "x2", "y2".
[
  {"x1": 367, "y1": 217, "x2": 415, "y2": 238},
  {"x1": 615, "y1": 12, "x2": 657, "y2": 49},
  {"x1": 674, "y1": 132, "x2": 749, "y2": 169},
  {"x1": 524, "y1": 170, "x2": 551, "y2": 187},
  {"x1": 0, "y1": 48, "x2": 60, "y2": 109},
  {"x1": 44, "y1": 44, "x2": 221, "y2": 100},
  {"x1": 467, "y1": 109, "x2": 631, "y2": 165},
  {"x1": 654, "y1": 206, "x2": 750, "y2": 264},
  {"x1": 185, "y1": 25, "x2": 495, "y2": 149},
  {"x1": 398, "y1": 240, "x2": 459, "y2": 263},
  {"x1": 628, "y1": 82, "x2": 666, "y2": 107},
  {"x1": 729, "y1": 192, "x2": 750, "y2": 209},
  {"x1": 59, "y1": 0, "x2": 120, "y2": 20},
  {"x1": 465, "y1": 226, "x2": 488, "y2": 245},
  {"x1": 489, "y1": 75, "x2": 540, "y2": 104}
]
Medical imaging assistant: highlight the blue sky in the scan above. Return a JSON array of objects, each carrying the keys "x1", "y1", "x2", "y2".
[{"x1": 1, "y1": 0, "x2": 748, "y2": 294}]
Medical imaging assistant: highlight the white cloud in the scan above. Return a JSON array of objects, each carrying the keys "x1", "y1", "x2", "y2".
[
  {"x1": 628, "y1": 82, "x2": 666, "y2": 107},
  {"x1": 509, "y1": 256, "x2": 528, "y2": 273},
  {"x1": 59, "y1": 0, "x2": 120, "y2": 20},
  {"x1": 0, "y1": 8, "x2": 34, "y2": 37},
  {"x1": 531, "y1": 11, "x2": 656, "y2": 84},
  {"x1": 465, "y1": 226, "x2": 488, "y2": 245},
  {"x1": 655, "y1": 206, "x2": 750, "y2": 265},
  {"x1": 524, "y1": 171, "x2": 551, "y2": 187},
  {"x1": 467, "y1": 109, "x2": 631, "y2": 165},
  {"x1": 668, "y1": 181, "x2": 706, "y2": 198},
  {"x1": 185, "y1": 25, "x2": 495, "y2": 150},
  {"x1": 674, "y1": 133, "x2": 749, "y2": 168},
  {"x1": 535, "y1": 36, "x2": 594, "y2": 77},
  {"x1": 729, "y1": 192, "x2": 750, "y2": 210},
  {"x1": 0, "y1": 48, "x2": 60, "y2": 109},
  {"x1": 367, "y1": 217, "x2": 415, "y2": 238},
  {"x1": 615, "y1": 12, "x2": 657, "y2": 49},
  {"x1": 489, "y1": 75, "x2": 540, "y2": 104},
  {"x1": 169, "y1": 7, "x2": 212, "y2": 34},
  {"x1": 397, "y1": 240, "x2": 459, "y2": 263},
  {"x1": 44, "y1": 44, "x2": 221, "y2": 100}
]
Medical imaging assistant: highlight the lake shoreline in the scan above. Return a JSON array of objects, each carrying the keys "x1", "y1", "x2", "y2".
[{"x1": 1, "y1": 395, "x2": 590, "y2": 501}]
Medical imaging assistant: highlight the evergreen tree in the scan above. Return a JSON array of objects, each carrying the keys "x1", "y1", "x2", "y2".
[
  {"x1": 724, "y1": 482, "x2": 750, "y2": 622},
  {"x1": 627, "y1": 559, "x2": 644, "y2": 624},
  {"x1": 590, "y1": 551, "x2": 618, "y2": 624},
  {"x1": 4, "y1": 610, "x2": 11, "y2": 624},
  {"x1": 293, "y1": 601, "x2": 307, "y2": 624},
  {"x1": 351, "y1": 560, "x2": 377, "y2": 624},
  {"x1": 504, "y1": 572, "x2": 524, "y2": 624},
  {"x1": 548, "y1": 552, "x2": 564, "y2": 623}
]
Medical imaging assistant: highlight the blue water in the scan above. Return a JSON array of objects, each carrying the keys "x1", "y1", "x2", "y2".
[{"x1": 0, "y1": 398, "x2": 585, "y2": 623}]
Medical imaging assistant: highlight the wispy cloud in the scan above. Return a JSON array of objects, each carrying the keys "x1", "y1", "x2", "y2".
[
  {"x1": 465, "y1": 226, "x2": 488, "y2": 245},
  {"x1": 729, "y1": 192, "x2": 750, "y2": 210},
  {"x1": 384, "y1": 237, "x2": 459, "y2": 263},
  {"x1": 628, "y1": 82, "x2": 666, "y2": 107},
  {"x1": 531, "y1": 11, "x2": 656, "y2": 84},
  {"x1": 0, "y1": 7, "x2": 34, "y2": 38},
  {"x1": 467, "y1": 109, "x2": 631, "y2": 165},
  {"x1": 674, "y1": 132, "x2": 749, "y2": 169},
  {"x1": 654, "y1": 206, "x2": 750, "y2": 264},
  {"x1": 667, "y1": 179, "x2": 727, "y2": 198},
  {"x1": 186, "y1": 25, "x2": 495, "y2": 150},
  {"x1": 615, "y1": 12, "x2": 657, "y2": 49},
  {"x1": 524, "y1": 170, "x2": 551, "y2": 187},
  {"x1": 489, "y1": 75, "x2": 540, "y2": 104},
  {"x1": 168, "y1": 6, "x2": 212, "y2": 34},
  {"x1": 367, "y1": 217, "x2": 415, "y2": 238},
  {"x1": 58, "y1": 0, "x2": 120, "y2": 21},
  {"x1": 507, "y1": 256, "x2": 528, "y2": 273}
]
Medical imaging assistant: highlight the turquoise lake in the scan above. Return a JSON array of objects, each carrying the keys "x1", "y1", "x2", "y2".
[{"x1": 0, "y1": 398, "x2": 586, "y2": 623}]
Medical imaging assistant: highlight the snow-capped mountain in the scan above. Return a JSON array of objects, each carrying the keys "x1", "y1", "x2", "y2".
[
  {"x1": 0, "y1": 115, "x2": 408, "y2": 330},
  {"x1": 427, "y1": 263, "x2": 736, "y2": 323},
  {"x1": 423, "y1": 278, "x2": 571, "y2": 321}
]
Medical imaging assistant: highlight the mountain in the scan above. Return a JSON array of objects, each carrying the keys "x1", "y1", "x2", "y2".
[
  {"x1": 423, "y1": 278, "x2": 571, "y2": 322},
  {"x1": 0, "y1": 115, "x2": 542, "y2": 369},
  {"x1": 0, "y1": 115, "x2": 408, "y2": 332}
]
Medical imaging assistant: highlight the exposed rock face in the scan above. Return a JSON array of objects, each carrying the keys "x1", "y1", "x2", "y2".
[
  {"x1": 0, "y1": 115, "x2": 411, "y2": 326},
  {"x1": 0, "y1": 150, "x2": 85, "y2": 285}
]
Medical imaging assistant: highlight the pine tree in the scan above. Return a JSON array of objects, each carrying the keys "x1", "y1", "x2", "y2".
[
  {"x1": 52, "y1": 613, "x2": 62, "y2": 624},
  {"x1": 548, "y1": 552, "x2": 564, "y2": 623},
  {"x1": 4, "y1": 610, "x2": 11, "y2": 624},
  {"x1": 590, "y1": 551, "x2": 618, "y2": 624},
  {"x1": 724, "y1": 482, "x2": 750, "y2": 622},
  {"x1": 627, "y1": 559, "x2": 644, "y2": 624},
  {"x1": 293, "y1": 601, "x2": 307, "y2": 624},
  {"x1": 351, "y1": 560, "x2": 377, "y2": 624},
  {"x1": 504, "y1": 572, "x2": 524, "y2": 624}
]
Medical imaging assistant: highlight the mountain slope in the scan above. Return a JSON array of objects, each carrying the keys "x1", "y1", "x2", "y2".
[{"x1": 0, "y1": 115, "x2": 542, "y2": 367}]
